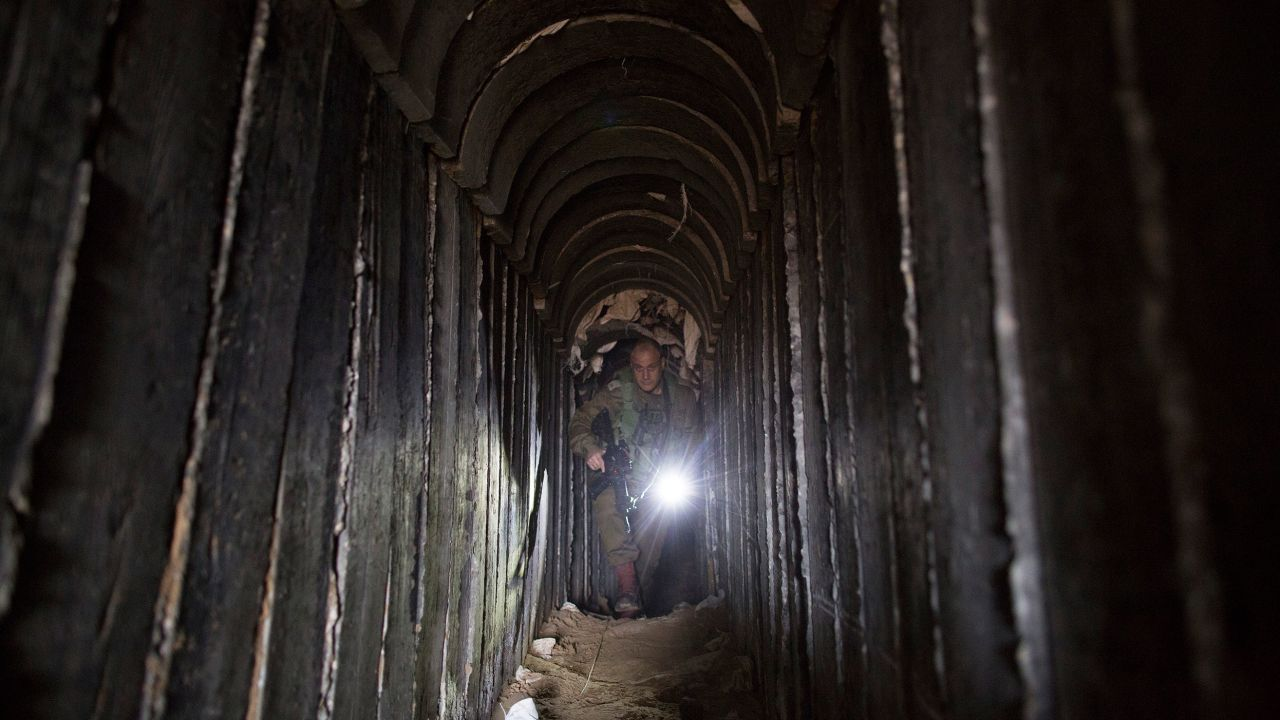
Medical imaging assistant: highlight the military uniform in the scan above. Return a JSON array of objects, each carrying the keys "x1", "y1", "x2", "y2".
[{"x1": 568, "y1": 367, "x2": 700, "y2": 593}]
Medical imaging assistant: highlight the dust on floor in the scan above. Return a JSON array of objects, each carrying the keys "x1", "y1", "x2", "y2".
[{"x1": 494, "y1": 597, "x2": 766, "y2": 720}]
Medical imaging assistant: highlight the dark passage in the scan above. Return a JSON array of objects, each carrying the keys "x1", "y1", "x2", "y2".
[{"x1": 1, "y1": 1, "x2": 1275, "y2": 718}]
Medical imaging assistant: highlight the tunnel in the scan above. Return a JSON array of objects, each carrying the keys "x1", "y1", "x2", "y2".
[{"x1": 0, "y1": 0, "x2": 1275, "y2": 718}]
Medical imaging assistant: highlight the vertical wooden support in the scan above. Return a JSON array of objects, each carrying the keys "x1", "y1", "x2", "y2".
[
  {"x1": 1, "y1": 2, "x2": 259, "y2": 717},
  {"x1": 0, "y1": 0, "x2": 114, "y2": 617}
]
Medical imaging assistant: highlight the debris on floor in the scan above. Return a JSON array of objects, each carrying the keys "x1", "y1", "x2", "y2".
[
  {"x1": 531, "y1": 637, "x2": 557, "y2": 659},
  {"x1": 494, "y1": 599, "x2": 764, "y2": 720}
]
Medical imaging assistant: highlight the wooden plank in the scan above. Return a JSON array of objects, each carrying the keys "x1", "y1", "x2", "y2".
[
  {"x1": 258, "y1": 13, "x2": 369, "y2": 718},
  {"x1": 331, "y1": 90, "x2": 424, "y2": 720},
  {"x1": 0, "y1": 1, "x2": 258, "y2": 717},
  {"x1": 378, "y1": 86, "x2": 431, "y2": 720},
  {"x1": 414, "y1": 151, "x2": 439, "y2": 684},
  {"x1": 1125, "y1": 3, "x2": 1278, "y2": 715},
  {"x1": 248, "y1": 11, "x2": 368, "y2": 716},
  {"x1": 979, "y1": 0, "x2": 1195, "y2": 714},
  {"x1": 893, "y1": 1, "x2": 1022, "y2": 717},
  {"x1": 470, "y1": 222, "x2": 496, "y2": 710},
  {"x1": 443, "y1": 183, "x2": 482, "y2": 715},
  {"x1": 788, "y1": 109, "x2": 842, "y2": 720},
  {"x1": 414, "y1": 164, "x2": 465, "y2": 720},
  {"x1": 0, "y1": 4, "x2": 569, "y2": 718},
  {"x1": 324, "y1": 87, "x2": 385, "y2": 720},
  {"x1": 831, "y1": 3, "x2": 911, "y2": 717},
  {"x1": 158, "y1": 3, "x2": 362, "y2": 717},
  {"x1": 0, "y1": 0, "x2": 113, "y2": 616}
]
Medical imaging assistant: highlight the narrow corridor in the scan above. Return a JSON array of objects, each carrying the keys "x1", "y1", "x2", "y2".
[{"x1": 1, "y1": 1, "x2": 1274, "y2": 719}]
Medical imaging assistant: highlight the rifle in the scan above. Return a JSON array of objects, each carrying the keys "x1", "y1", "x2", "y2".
[{"x1": 589, "y1": 410, "x2": 635, "y2": 529}]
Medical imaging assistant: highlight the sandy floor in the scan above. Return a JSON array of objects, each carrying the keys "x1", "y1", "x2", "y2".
[{"x1": 494, "y1": 598, "x2": 766, "y2": 720}]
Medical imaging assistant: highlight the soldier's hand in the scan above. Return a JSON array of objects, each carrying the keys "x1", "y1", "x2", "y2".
[{"x1": 586, "y1": 449, "x2": 606, "y2": 472}]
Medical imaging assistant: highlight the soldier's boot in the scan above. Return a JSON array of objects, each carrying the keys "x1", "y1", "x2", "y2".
[{"x1": 614, "y1": 562, "x2": 642, "y2": 618}]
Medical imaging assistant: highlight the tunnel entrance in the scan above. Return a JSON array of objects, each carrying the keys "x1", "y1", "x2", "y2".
[{"x1": 1, "y1": 1, "x2": 1274, "y2": 719}]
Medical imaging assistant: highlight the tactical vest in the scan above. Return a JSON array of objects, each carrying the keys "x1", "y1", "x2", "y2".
[{"x1": 610, "y1": 372, "x2": 673, "y2": 455}]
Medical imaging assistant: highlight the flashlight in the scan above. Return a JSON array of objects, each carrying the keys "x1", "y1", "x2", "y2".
[{"x1": 651, "y1": 467, "x2": 693, "y2": 507}]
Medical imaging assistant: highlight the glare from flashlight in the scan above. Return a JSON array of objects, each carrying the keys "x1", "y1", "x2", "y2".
[{"x1": 652, "y1": 468, "x2": 692, "y2": 507}]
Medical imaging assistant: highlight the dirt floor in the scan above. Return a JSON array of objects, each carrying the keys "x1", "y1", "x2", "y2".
[{"x1": 493, "y1": 597, "x2": 766, "y2": 720}]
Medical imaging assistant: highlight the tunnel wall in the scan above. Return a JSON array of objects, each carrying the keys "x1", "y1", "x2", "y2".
[
  {"x1": 0, "y1": 1, "x2": 570, "y2": 718},
  {"x1": 4, "y1": 2, "x2": 1276, "y2": 719},
  {"x1": 704, "y1": 1, "x2": 1278, "y2": 719}
]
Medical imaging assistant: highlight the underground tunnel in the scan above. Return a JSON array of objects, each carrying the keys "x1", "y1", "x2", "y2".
[{"x1": 0, "y1": 0, "x2": 1275, "y2": 718}]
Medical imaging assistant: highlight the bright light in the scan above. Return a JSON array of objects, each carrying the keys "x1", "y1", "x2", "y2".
[{"x1": 652, "y1": 468, "x2": 692, "y2": 507}]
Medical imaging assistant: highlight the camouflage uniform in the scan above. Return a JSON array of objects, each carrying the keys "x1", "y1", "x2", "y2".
[{"x1": 568, "y1": 368, "x2": 700, "y2": 591}]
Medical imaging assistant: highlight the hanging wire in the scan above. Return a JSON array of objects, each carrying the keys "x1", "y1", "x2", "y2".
[{"x1": 662, "y1": 183, "x2": 689, "y2": 243}]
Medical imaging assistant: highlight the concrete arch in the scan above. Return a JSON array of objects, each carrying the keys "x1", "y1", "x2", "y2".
[
  {"x1": 532, "y1": 173, "x2": 738, "y2": 262},
  {"x1": 434, "y1": 14, "x2": 773, "y2": 159},
  {"x1": 507, "y1": 98, "x2": 754, "y2": 214},
  {"x1": 332, "y1": 0, "x2": 849, "y2": 353},
  {"x1": 573, "y1": 320, "x2": 696, "y2": 360},
  {"x1": 547, "y1": 241, "x2": 726, "y2": 335},
  {"x1": 517, "y1": 163, "x2": 743, "y2": 270},
  {"x1": 458, "y1": 58, "x2": 767, "y2": 213},
  {"x1": 384, "y1": 1, "x2": 774, "y2": 128},
  {"x1": 507, "y1": 127, "x2": 753, "y2": 263},
  {"x1": 336, "y1": 0, "x2": 831, "y2": 142},
  {"x1": 544, "y1": 215, "x2": 727, "y2": 310},
  {"x1": 543, "y1": 206, "x2": 729, "y2": 300},
  {"x1": 536, "y1": 186, "x2": 733, "y2": 294},
  {"x1": 732, "y1": 0, "x2": 837, "y2": 107},
  {"x1": 432, "y1": 10, "x2": 778, "y2": 158}
]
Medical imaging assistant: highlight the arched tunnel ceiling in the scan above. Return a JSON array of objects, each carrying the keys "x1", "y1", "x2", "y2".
[{"x1": 337, "y1": 0, "x2": 836, "y2": 349}]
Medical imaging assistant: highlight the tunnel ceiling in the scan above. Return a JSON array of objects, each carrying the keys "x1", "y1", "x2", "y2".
[{"x1": 338, "y1": 0, "x2": 835, "y2": 352}]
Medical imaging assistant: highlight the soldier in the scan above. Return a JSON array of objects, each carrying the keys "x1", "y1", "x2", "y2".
[{"x1": 569, "y1": 338, "x2": 701, "y2": 617}]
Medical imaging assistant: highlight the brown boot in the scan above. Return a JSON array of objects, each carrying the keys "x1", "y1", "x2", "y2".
[{"x1": 613, "y1": 562, "x2": 642, "y2": 618}]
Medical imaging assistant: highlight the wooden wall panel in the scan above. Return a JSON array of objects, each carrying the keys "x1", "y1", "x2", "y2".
[
  {"x1": 977, "y1": 0, "x2": 1196, "y2": 715},
  {"x1": 893, "y1": 1, "x2": 1022, "y2": 716},
  {"x1": 704, "y1": 2, "x2": 1275, "y2": 720},
  {"x1": 1126, "y1": 2, "x2": 1278, "y2": 715},
  {"x1": 259, "y1": 16, "x2": 369, "y2": 718},
  {"x1": 329, "y1": 88, "x2": 431, "y2": 720},
  {"x1": 0, "y1": 0, "x2": 114, "y2": 609},
  {"x1": 162, "y1": 4, "x2": 366, "y2": 718},
  {"x1": 0, "y1": 4, "x2": 569, "y2": 719},
  {"x1": 0, "y1": 2, "x2": 259, "y2": 717}
]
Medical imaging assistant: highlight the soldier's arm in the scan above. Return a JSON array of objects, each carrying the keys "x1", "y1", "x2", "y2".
[{"x1": 568, "y1": 390, "x2": 612, "y2": 458}]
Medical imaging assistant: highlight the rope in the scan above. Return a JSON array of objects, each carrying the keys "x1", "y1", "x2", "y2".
[{"x1": 580, "y1": 619, "x2": 612, "y2": 695}]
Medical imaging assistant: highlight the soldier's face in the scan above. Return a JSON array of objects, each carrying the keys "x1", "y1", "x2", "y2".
[{"x1": 630, "y1": 346, "x2": 663, "y2": 392}]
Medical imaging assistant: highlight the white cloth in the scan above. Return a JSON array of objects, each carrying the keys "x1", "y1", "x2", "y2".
[{"x1": 504, "y1": 698, "x2": 539, "y2": 719}]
